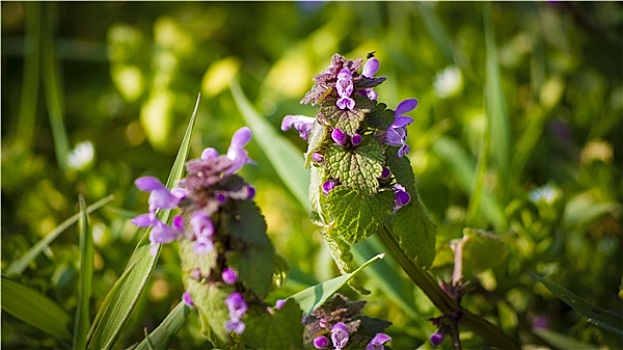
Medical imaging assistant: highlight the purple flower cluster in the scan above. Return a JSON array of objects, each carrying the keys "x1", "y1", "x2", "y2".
[
  {"x1": 312, "y1": 322, "x2": 391, "y2": 350},
  {"x1": 131, "y1": 126, "x2": 256, "y2": 335},
  {"x1": 336, "y1": 69, "x2": 355, "y2": 110}
]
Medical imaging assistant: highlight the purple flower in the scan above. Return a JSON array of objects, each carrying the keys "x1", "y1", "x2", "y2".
[
  {"x1": 351, "y1": 133, "x2": 362, "y2": 146},
  {"x1": 192, "y1": 237, "x2": 214, "y2": 255},
  {"x1": 312, "y1": 152, "x2": 324, "y2": 163},
  {"x1": 393, "y1": 184, "x2": 410, "y2": 210},
  {"x1": 365, "y1": 333, "x2": 392, "y2": 350},
  {"x1": 331, "y1": 128, "x2": 348, "y2": 146},
  {"x1": 246, "y1": 186, "x2": 256, "y2": 200},
  {"x1": 225, "y1": 319, "x2": 246, "y2": 334},
  {"x1": 532, "y1": 314, "x2": 551, "y2": 330},
  {"x1": 191, "y1": 268, "x2": 203, "y2": 280},
  {"x1": 190, "y1": 211, "x2": 214, "y2": 239},
  {"x1": 361, "y1": 58, "x2": 380, "y2": 100},
  {"x1": 149, "y1": 216, "x2": 184, "y2": 244},
  {"x1": 281, "y1": 115, "x2": 315, "y2": 140},
  {"x1": 379, "y1": 167, "x2": 391, "y2": 180},
  {"x1": 201, "y1": 147, "x2": 219, "y2": 160},
  {"x1": 222, "y1": 267, "x2": 238, "y2": 285},
  {"x1": 182, "y1": 291, "x2": 194, "y2": 307},
  {"x1": 322, "y1": 179, "x2": 337, "y2": 195},
  {"x1": 226, "y1": 127, "x2": 254, "y2": 175},
  {"x1": 131, "y1": 213, "x2": 156, "y2": 227},
  {"x1": 135, "y1": 176, "x2": 182, "y2": 213},
  {"x1": 430, "y1": 331, "x2": 444, "y2": 346},
  {"x1": 313, "y1": 335, "x2": 330, "y2": 349},
  {"x1": 336, "y1": 68, "x2": 355, "y2": 110},
  {"x1": 331, "y1": 322, "x2": 349, "y2": 350},
  {"x1": 275, "y1": 299, "x2": 287, "y2": 310},
  {"x1": 225, "y1": 292, "x2": 248, "y2": 321},
  {"x1": 382, "y1": 99, "x2": 417, "y2": 157}
]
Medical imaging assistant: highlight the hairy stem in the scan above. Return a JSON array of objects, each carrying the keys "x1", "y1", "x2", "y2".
[{"x1": 377, "y1": 225, "x2": 519, "y2": 350}]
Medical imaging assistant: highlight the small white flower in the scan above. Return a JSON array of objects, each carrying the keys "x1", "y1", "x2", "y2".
[
  {"x1": 433, "y1": 66, "x2": 463, "y2": 98},
  {"x1": 67, "y1": 141, "x2": 95, "y2": 170}
]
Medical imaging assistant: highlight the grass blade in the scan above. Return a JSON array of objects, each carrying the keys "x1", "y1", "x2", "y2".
[
  {"x1": 73, "y1": 195, "x2": 93, "y2": 349},
  {"x1": 41, "y1": 2, "x2": 70, "y2": 170},
  {"x1": 531, "y1": 274, "x2": 623, "y2": 338},
  {"x1": 230, "y1": 81, "x2": 311, "y2": 212},
  {"x1": 134, "y1": 302, "x2": 191, "y2": 350},
  {"x1": 87, "y1": 94, "x2": 201, "y2": 350},
  {"x1": 483, "y1": 2, "x2": 511, "y2": 200},
  {"x1": 415, "y1": 3, "x2": 455, "y2": 63},
  {"x1": 1, "y1": 276, "x2": 72, "y2": 340},
  {"x1": 5, "y1": 195, "x2": 114, "y2": 276},
  {"x1": 291, "y1": 253, "x2": 384, "y2": 317},
  {"x1": 433, "y1": 136, "x2": 506, "y2": 230},
  {"x1": 17, "y1": 2, "x2": 41, "y2": 151}
]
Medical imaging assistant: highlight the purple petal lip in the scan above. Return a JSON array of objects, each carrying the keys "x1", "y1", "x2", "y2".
[
  {"x1": 135, "y1": 176, "x2": 165, "y2": 191},
  {"x1": 201, "y1": 147, "x2": 219, "y2": 160},
  {"x1": 363, "y1": 58, "x2": 380, "y2": 77},
  {"x1": 395, "y1": 99, "x2": 418, "y2": 116},
  {"x1": 331, "y1": 128, "x2": 348, "y2": 146}
]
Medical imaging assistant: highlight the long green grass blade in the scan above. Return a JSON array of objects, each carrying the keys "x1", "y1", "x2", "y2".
[
  {"x1": 41, "y1": 2, "x2": 70, "y2": 170},
  {"x1": 534, "y1": 329, "x2": 599, "y2": 349},
  {"x1": 483, "y1": 2, "x2": 511, "y2": 201},
  {"x1": 531, "y1": 274, "x2": 623, "y2": 338},
  {"x1": 466, "y1": 93, "x2": 492, "y2": 227},
  {"x1": 416, "y1": 3, "x2": 455, "y2": 63},
  {"x1": 134, "y1": 302, "x2": 191, "y2": 350},
  {"x1": 17, "y1": 2, "x2": 41, "y2": 151},
  {"x1": 87, "y1": 94, "x2": 201, "y2": 350},
  {"x1": 291, "y1": 253, "x2": 384, "y2": 317},
  {"x1": 5, "y1": 195, "x2": 114, "y2": 276},
  {"x1": 73, "y1": 195, "x2": 93, "y2": 349},
  {"x1": 433, "y1": 136, "x2": 506, "y2": 230},
  {"x1": 230, "y1": 81, "x2": 311, "y2": 212},
  {"x1": 1, "y1": 276, "x2": 72, "y2": 340}
]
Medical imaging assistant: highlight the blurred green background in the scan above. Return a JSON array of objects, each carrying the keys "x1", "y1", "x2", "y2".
[{"x1": 2, "y1": 2, "x2": 622, "y2": 349}]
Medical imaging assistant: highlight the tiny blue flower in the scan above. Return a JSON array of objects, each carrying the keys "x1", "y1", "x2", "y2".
[{"x1": 430, "y1": 331, "x2": 444, "y2": 346}]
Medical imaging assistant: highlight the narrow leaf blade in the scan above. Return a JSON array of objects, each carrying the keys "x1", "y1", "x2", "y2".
[
  {"x1": 291, "y1": 253, "x2": 384, "y2": 317},
  {"x1": 73, "y1": 195, "x2": 93, "y2": 349},
  {"x1": 87, "y1": 95, "x2": 200, "y2": 350},
  {"x1": 135, "y1": 302, "x2": 191, "y2": 350},
  {"x1": 1, "y1": 276, "x2": 72, "y2": 340}
]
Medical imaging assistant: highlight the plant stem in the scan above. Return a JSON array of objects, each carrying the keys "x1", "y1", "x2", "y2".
[{"x1": 377, "y1": 226, "x2": 519, "y2": 350}]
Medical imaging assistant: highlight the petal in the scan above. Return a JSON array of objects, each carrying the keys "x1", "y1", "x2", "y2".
[
  {"x1": 392, "y1": 116, "x2": 414, "y2": 128},
  {"x1": 132, "y1": 213, "x2": 155, "y2": 227},
  {"x1": 201, "y1": 147, "x2": 219, "y2": 160},
  {"x1": 149, "y1": 189, "x2": 180, "y2": 211},
  {"x1": 331, "y1": 128, "x2": 348, "y2": 146},
  {"x1": 222, "y1": 268, "x2": 238, "y2": 285},
  {"x1": 191, "y1": 211, "x2": 214, "y2": 239},
  {"x1": 135, "y1": 176, "x2": 165, "y2": 192},
  {"x1": 230, "y1": 126, "x2": 252, "y2": 150},
  {"x1": 225, "y1": 320, "x2": 246, "y2": 334},
  {"x1": 394, "y1": 99, "x2": 418, "y2": 116},
  {"x1": 193, "y1": 237, "x2": 214, "y2": 255},
  {"x1": 182, "y1": 291, "x2": 194, "y2": 307},
  {"x1": 362, "y1": 58, "x2": 380, "y2": 77}
]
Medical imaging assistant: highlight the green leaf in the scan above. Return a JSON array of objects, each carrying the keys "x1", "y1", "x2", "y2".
[
  {"x1": 326, "y1": 187, "x2": 394, "y2": 244},
  {"x1": 242, "y1": 299, "x2": 304, "y2": 349},
  {"x1": 531, "y1": 274, "x2": 623, "y2": 338},
  {"x1": 1, "y1": 276, "x2": 72, "y2": 340},
  {"x1": 391, "y1": 198, "x2": 437, "y2": 269},
  {"x1": 135, "y1": 302, "x2": 192, "y2": 350},
  {"x1": 225, "y1": 200, "x2": 275, "y2": 299},
  {"x1": 190, "y1": 282, "x2": 237, "y2": 348},
  {"x1": 459, "y1": 228, "x2": 507, "y2": 273},
  {"x1": 319, "y1": 96, "x2": 373, "y2": 135},
  {"x1": 230, "y1": 81, "x2": 311, "y2": 212},
  {"x1": 290, "y1": 253, "x2": 384, "y2": 317},
  {"x1": 325, "y1": 141, "x2": 384, "y2": 193},
  {"x1": 483, "y1": 2, "x2": 511, "y2": 198},
  {"x1": 73, "y1": 195, "x2": 93, "y2": 350},
  {"x1": 87, "y1": 94, "x2": 200, "y2": 350},
  {"x1": 534, "y1": 329, "x2": 599, "y2": 349},
  {"x1": 5, "y1": 195, "x2": 114, "y2": 276}
]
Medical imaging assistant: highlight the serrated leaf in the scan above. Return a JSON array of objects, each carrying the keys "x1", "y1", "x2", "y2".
[
  {"x1": 290, "y1": 254, "x2": 384, "y2": 317},
  {"x1": 323, "y1": 228, "x2": 354, "y2": 274},
  {"x1": 385, "y1": 149, "x2": 416, "y2": 193},
  {"x1": 325, "y1": 142, "x2": 384, "y2": 192},
  {"x1": 224, "y1": 200, "x2": 275, "y2": 299},
  {"x1": 190, "y1": 280, "x2": 236, "y2": 347},
  {"x1": 391, "y1": 198, "x2": 437, "y2": 269},
  {"x1": 242, "y1": 299, "x2": 304, "y2": 349},
  {"x1": 365, "y1": 105, "x2": 394, "y2": 130},
  {"x1": 319, "y1": 96, "x2": 373, "y2": 135},
  {"x1": 326, "y1": 187, "x2": 394, "y2": 244},
  {"x1": 135, "y1": 302, "x2": 192, "y2": 350},
  {"x1": 531, "y1": 274, "x2": 623, "y2": 338},
  {"x1": 460, "y1": 228, "x2": 507, "y2": 273},
  {"x1": 1, "y1": 276, "x2": 72, "y2": 340}
]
